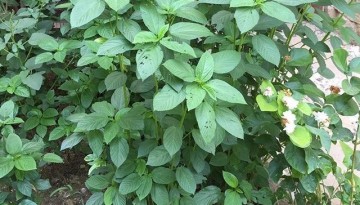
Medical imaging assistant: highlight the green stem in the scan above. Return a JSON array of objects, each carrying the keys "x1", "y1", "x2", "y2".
[
  {"x1": 320, "y1": 0, "x2": 354, "y2": 42},
  {"x1": 179, "y1": 103, "x2": 186, "y2": 127},
  {"x1": 350, "y1": 114, "x2": 360, "y2": 205},
  {"x1": 278, "y1": 4, "x2": 310, "y2": 71}
]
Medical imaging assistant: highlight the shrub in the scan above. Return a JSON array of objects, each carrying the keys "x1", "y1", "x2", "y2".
[{"x1": 1, "y1": 0, "x2": 360, "y2": 204}]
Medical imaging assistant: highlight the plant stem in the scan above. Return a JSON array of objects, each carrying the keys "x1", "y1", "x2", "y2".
[
  {"x1": 278, "y1": 4, "x2": 310, "y2": 71},
  {"x1": 350, "y1": 114, "x2": 360, "y2": 205},
  {"x1": 321, "y1": 0, "x2": 355, "y2": 42}
]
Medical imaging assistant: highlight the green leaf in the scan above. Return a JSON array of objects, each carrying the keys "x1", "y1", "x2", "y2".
[
  {"x1": 104, "y1": 187, "x2": 117, "y2": 205},
  {"x1": 153, "y1": 85, "x2": 186, "y2": 111},
  {"x1": 332, "y1": 48, "x2": 349, "y2": 73},
  {"x1": 35, "y1": 52, "x2": 53, "y2": 64},
  {"x1": 206, "y1": 79, "x2": 246, "y2": 104},
  {"x1": 222, "y1": 171, "x2": 239, "y2": 188},
  {"x1": 0, "y1": 100, "x2": 14, "y2": 119},
  {"x1": 0, "y1": 157, "x2": 14, "y2": 178},
  {"x1": 118, "y1": 19, "x2": 141, "y2": 43},
  {"x1": 43, "y1": 108, "x2": 58, "y2": 118},
  {"x1": 111, "y1": 87, "x2": 130, "y2": 110},
  {"x1": 252, "y1": 34, "x2": 280, "y2": 66},
  {"x1": 297, "y1": 102, "x2": 312, "y2": 116},
  {"x1": 110, "y1": 138, "x2": 129, "y2": 167},
  {"x1": 75, "y1": 113, "x2": 109, "y2": 132},
  {"x1": 152, "y1": 167, "x2": 176, "y2": 184},
  {"x1": 43, "y1": 153, "x2": 64, "y2": 163},
  {"x1": 169, "y1": 22, "x2": 213, "y2": 40},
  {"x1": 105, "y1": 72, "x2": 127, "y2": 91},
  {"x1": 234, "y1": 8, "x2": 259, "y2": 33},
  {"x1": 17, "y1": 180, "x2": 32, "y2": 197},
  {"x1": 86, "y1": 192, "x2": 104, "y2": 205},
  {"x1": 163, "y1": 126, "x2": 183, "y2": 156},
  {"x1": 305, "y1": 148, "x2": 318, "y2": 173},
  {"x1": 92, "y1": 101, "x2": 114, "y2": 117},
  {"x1": 224, "y1": 190, "x2": 244, "y2": 205},
  {"x1": 160, "y1": 39, "x2": 196, "y2": 57},
  {"x1": 230, "y1": 0, "x2": 256, "y2": 7},
  {"x1": 300, "y1": 174, "x2": 317, "y2": 193},
  {"x1": 88, "y1": 131, "x2": 103, "y2": 156},
  {"x1": 136, "y1": 45, "x2": 164, "y2": 80},
  {"x1": 195, "y1": 51, "x2": 214, "y2": 82},
  {"x1": 133, "y1": 31, "x2": 159, "y2": 44},
  {"x1": 70, "y1": 0, "x2": 105, "y2": 28},
  {"x1": 38, "y1": 38, "x2": 58, "y2": 51},
  {"x1": 97, "y1": 36, "x2": 132, "y2": 56},
  {"x1": 104, "y1": 122, "x2": 120, "y2": 144},
  {"x1": 22, "y1": 72, "x2": 44, "y2": 91},
  {"x1": 19, "y1": 199, "x2": 37, "y2": 205},
  {"x1": 77, "y1": 54, "x2": 98, "y2": 66},
  {"x1": 256, "y1": 95, "x2": 277, "y2": 111},
  {"x1": 147, "y1": 146, "x2": 172, "y2": 166},
  {"x1": 176, "y1": 167, "x2": 196, "y2": 194},
  {"x1": 6, "y1": 133, "x2": 22, "y2": 155},
  {"x1": 192, "y1": 129, "x2": 216, "y2": 154},
  {"x1": 151, "y1": 184, "x2": 170, "y2": 205},
  {"x1": 163, "y1": 59, "x2": 195, "y2": 82},
  {"x1": 113, "y1": 192, "x2": 126, "y2": 205},
  {"x1": 287, "y1": 48, "x2": 313, "y2": 67},
  {"x1": 284, "y1": 143, "x2": 307, "y2": 174},
  {"x1": 349, "y1": 57, "x2": 360, "y2": 73},
  {"x1": 136, "y1": 175, "x2": 153, "y2": 200},
  {"x1": 24, "y1": 116, "x2": 40, "y2": 131},
  {"x1": 306, "y1": 126, "x2": 331, "y2": 153},
  {"x1": 176, "y1": 7, "x2": 208, "y2": 24},
  {"x1": 330, "y1": 0, "x2": 356, "y2": 19},
  {"x1": 261, "y1": 2, "x2": 296, "y2": 23},
  {"x1": 215, "y1": 106, "x2": 244, "y2": 139},
  {"x1": 49, "y1": 127, "x2": 66, "y2": 141},
  {"x1": 104, "y1": 0, "x2": 129, "y2": 11},
  {"x1": 288, "y1": 126, "x2": 312, "y2": 148},
  {"x1": 194, "y1": 186, "x2": 222, "y2": 204},
  {"x1": 60, "y1": 133, "x2": 83, "y2": 150},
  {"x1": 86, "y1": 175, "x2": 110, "y2": 190},
  {"x1": 186, "y1": 84, "x2": 206, "y2": 110},
  {"x1": 213, "y1": 50, "x2": 241, "y2": 74},
  {"x1": 14, "y1": 155, "x2": 37, "y2": 171},
  {"x1": 119, "y1": 173, "x2": 142, "y2": 195},
  {"x1": 195, "y1": 102, "x2": 216, "y2": 143},
  {"x1": 141, "y1": 4, "x2": 166, "y2": 34},
  {"x1": 273, "y1": 0, "x2": 317, "y2": 6}
]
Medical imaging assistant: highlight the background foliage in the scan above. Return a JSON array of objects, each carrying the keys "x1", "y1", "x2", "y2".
[{"x1": 1, "y1": 0, "x2": 360, "y2": 204}]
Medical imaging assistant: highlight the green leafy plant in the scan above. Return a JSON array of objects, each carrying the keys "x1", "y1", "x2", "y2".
[{"x1": 1, "y1": 0, "x2": 360, "y2": 204}]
